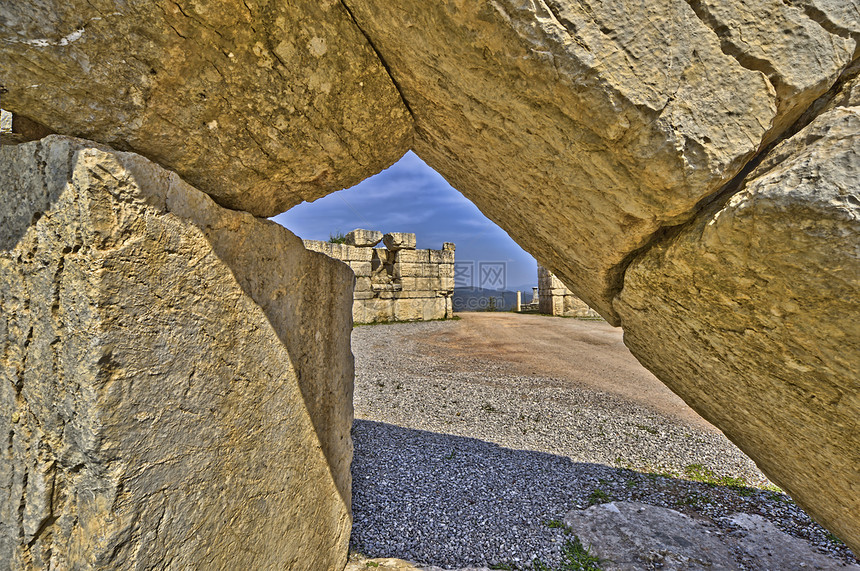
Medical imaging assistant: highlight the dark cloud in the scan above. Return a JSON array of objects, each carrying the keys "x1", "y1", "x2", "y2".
[{"x1": 271, "y1": 152, "x2": 537, "y2": 289}]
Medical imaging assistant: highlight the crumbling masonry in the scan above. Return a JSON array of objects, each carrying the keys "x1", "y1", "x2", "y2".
[{"x1": 304, "y1": 229, "x2": 455, "y2": 324}]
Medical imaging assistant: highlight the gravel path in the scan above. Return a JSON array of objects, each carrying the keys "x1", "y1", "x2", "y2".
[{"x1": 349, "y1": 316, "x2": 857, "y2": 569}]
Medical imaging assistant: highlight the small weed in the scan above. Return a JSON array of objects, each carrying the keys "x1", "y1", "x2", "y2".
[
  {"x1": 625, "y1": 480, "x2": 637, "y2": 489},
  {"x1": 365, "y1": 562, "x2": 379, "y2": 568},
  {"x1": 444, "y1": 449, "x2": 456, "y2": 460},
  {"x1": 489, "y1": 564, "x2": 514, "y2": 570},
  {"x1": 636, "y1": 424, "x2": 658, "y2": 435},
  {"x1": 825, "y1": 532, "x2": 845, "y2": 545},
  {"x1": 545, "y1": 519, "x2": 570, "y2": 531},
  {"x1": 534, "y1": 536, "x2": 605, "y2": 570},
  {"x1": 683, "y1": 464, "x2": 754, "y2": 494},
  {"x1": 328, "y1": 231, "x2": 348, "y2": 244},
  {"x1": 587, "y1": 489, "x2": 610, "y2": 505}
]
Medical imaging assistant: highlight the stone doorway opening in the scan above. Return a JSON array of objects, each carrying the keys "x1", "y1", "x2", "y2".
[{"x1": 269, "y1": 153, "x2": 857, "y2": 570}]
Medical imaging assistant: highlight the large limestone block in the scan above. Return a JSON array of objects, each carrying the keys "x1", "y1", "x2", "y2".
[
  {"x1": 614, "y1": 107, "x2": 860, "y2": 552},
  {"x1": 344, "y1": 0, "x2": 855, "y2": 321},
  {"x1": 0, "y1": 0, "x2": 413, "y2": 216},
  {"x1": 0, "y1": 136, "x2": 355, "y2": 569},
  {"x1": 346, "y1": 229, "x2": 383, "y2": 247},
  {"x1": 382, "y1": 232, "x2": 417, "y2": 251},
  {"x1": 685, "y1": 0, "x2": 854, "y2": 136}
]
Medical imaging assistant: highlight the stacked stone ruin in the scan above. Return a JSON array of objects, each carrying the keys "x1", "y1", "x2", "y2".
[
  {"x1": 303, "y1": 229, "x2": 455, "y2": 324},
  {"x1": 537, "y1": 266, "x2": 602, "y2": 318}
]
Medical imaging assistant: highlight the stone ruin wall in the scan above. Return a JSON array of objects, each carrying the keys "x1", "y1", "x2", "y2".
[
  {"x1": 537, "y1": 266, "x2": 602, "y2": 319},
  {"x1": 304, "y1": 229, "x2": 455, "y2": 324}
]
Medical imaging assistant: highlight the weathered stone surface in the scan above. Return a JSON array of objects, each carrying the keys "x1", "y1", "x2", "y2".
[
  {"x1": 727, "y1": 513, "x2": 860, "y2": 570},
  {"x1": 0, "y1": 0, "x2": 413, "y2": 216},
  {"x1": 3, "y1": 0, "x2": 856, "y2": 321},
  {"x1": 565, "y1": 502, "x2": 735, "y2": 569},
  {"x1": 564, "y1": 502, "x2": 859, "y2": 570},
  {"x1": 791, "y1": 0, "x2": 860, "y2": 52},
  {"x1": 684, "y1": 0, "x2": 854, "y2": 136},
  {"x1": 0, "y1": 136, "x2": 354, "y2": 569},
  {"x1": 614, "y1": 107, "x2": 860, "y2": 553},
  {"x1": 383, "y1": 232, "x2": 417, "y2": 251},
  {"x1": 346, "y1": 228, "x2": 384, "y2": 247},
  {"x1": 344, "y1": 0, "x2": 854, "y2": 321}
]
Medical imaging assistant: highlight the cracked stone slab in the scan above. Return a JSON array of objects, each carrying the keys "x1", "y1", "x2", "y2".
[
  {"x1": 614, "y1": 106, "x2": 860, "y2": 554},
  {"x1": 565, "y1": 502, "x2": 735, "y2": 569},
  {"x1": 343, "y1": 0, "x2": 852, "y2": 320},
  {"x1": 727, "y1": 513, "x2": 860, "y2": 570},
  {"x1": 565, "y1": 502, "x2": 860, "y2": 570},
  {"x1": 682, "y1": 0, "x2": 855, "y2": 137},
  {"x1": 0, "y1": 0, "x2": 413, "y2": 216},
  {"x1": 0, "y1": 135, "x2": 355, "y2": 569}
]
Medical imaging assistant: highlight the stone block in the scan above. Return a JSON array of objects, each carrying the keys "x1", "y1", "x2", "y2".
[
  {"x1": 395, "y1": 262, "x2": 431, "y2": 279},
  {"x1": 349, "y1": 261, "x2": 373, "y2": 278},
  {"x1": 442, "y1": 242, "x2": 455, "y2": 251},
  {"x1": 383, "y1": 232, "x2": 417, "y2": 251},
  {"x1": 354, "y1": 299, "x2": 395, "y2": 323},
  {"x1": 354, "y1": 276, "x2": 373, "y2": 293},
  {"x1": 392, "y1": 299, "x2": 423, "y2": 321},
  {"x1": 615, "y1": 108, "x2": 860, "y2": 553},
  {"x1": 303, "y1": 239, "x2": 331, "y2": 257},
  {"x1": 394, "y1": 249, "x2": 429, "y2": 264},
  {"x1": 0, "y1": 0, "x2": 413, "y2": 217},
  {"x1": 344, "y1": 245, "x2": 375, "y2": 262},
  {"x1": 346, "y1": 229, "x2": 383, "y2": 247},
  {"x1": 0, "y1": 136, "x2": 354, "y2": 570}
]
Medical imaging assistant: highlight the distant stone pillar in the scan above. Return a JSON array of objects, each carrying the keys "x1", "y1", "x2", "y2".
[
  {"x1": 516, "y1": 290, "x2": 522, "y2": 312},
  {"x1": 531, "y1": 287, "x2": 539, "y2": 305},
  {"x1": 0, "y1": 136, "x2": 354, "y2": 570}
]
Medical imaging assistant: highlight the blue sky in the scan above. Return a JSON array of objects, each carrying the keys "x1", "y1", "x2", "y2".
[{"x1": 272, "y1": 151, "x2": 538, "y2": 290}]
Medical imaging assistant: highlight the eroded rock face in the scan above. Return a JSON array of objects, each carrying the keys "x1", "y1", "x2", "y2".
[
  {"x1": 3, "y1": 1, "x2": 855, "y2": 319},
  {"x1": 614, "y1": 106, "x2": 860, "y2": 552},
  {"x1": 0, "y1": 136, "x2": 354, "y2": 569},
  {"x1": 0, "y1": 0, "x2": 413, "y2": 215},
  {"x1": 343, "y1": 0, "x2": 854, "y2": 321}
]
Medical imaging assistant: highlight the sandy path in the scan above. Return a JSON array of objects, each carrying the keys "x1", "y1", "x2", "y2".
[{"x1": 415, "y1": 312, "x2": 717, "y2": 433}]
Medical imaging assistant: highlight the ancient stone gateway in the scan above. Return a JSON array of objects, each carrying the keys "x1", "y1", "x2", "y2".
[{"x1": 1, "y1": 0, "x2": 858, "y2": 566}]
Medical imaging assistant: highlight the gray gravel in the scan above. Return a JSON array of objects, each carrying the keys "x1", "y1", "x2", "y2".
[{"x1": 349, "y1": 319, "x2": 857, "y2": 569}]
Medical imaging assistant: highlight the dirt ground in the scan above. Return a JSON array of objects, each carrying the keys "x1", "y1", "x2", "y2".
[{"x1": 418, "y1": 312, "x2": 719, "y2": 433}]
